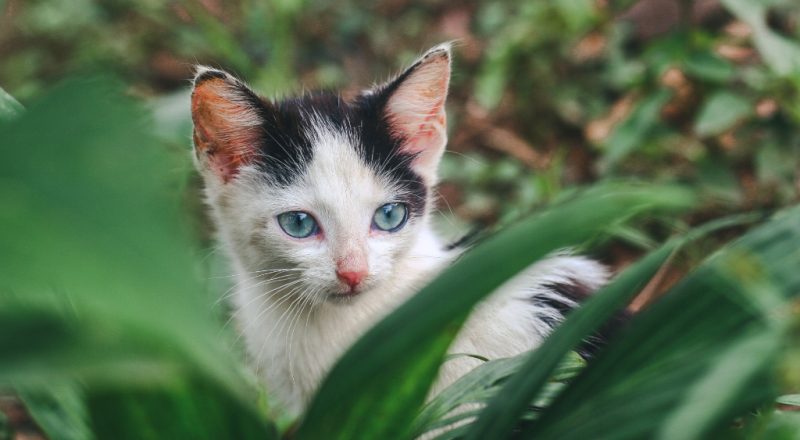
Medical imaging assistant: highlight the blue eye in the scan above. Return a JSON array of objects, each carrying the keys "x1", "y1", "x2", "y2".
[
  {"x1": 277, "y1": 211, "x2": 319, "y2": 238},
  {"x1": 372, "y1": 203, "x2": 408, "y2": 232}
]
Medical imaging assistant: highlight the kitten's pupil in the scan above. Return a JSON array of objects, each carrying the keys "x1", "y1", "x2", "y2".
[
  {"x1": 373, "y1": 203, "x2": 408, "y2": 232},
  {"x1": 277, "y1": 211, "x2": 318, "y2": 238}
]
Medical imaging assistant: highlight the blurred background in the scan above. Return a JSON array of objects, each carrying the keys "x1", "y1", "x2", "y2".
[
  {"x1": 2, "y1": 0, "x2": 800, "y2": 245},
  {"x1": 2, "y1": 1, "x2": 800, "y2": 437},
  {"x1": 3, "y1": 0, "x2": 800, "y2": 319}
]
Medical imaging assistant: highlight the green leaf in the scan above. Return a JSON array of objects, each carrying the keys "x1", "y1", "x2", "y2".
[
  {"x1": 602, "y1": 89, "x2": 672, "y2": 169},
  {"x1": 519, "y1": 206, "x2": 800, "y2": 439},
  {"x1": 721, "y1": 0, "x2": 800, "y2": 77},
  {"x1": 475, "y1": 49, "x2": 510, "y2": 110},
  {"x1": 413, "y1": 355, "x2": 523, "y2": 436},
  {"x1": 684, "y1": 52, "x2": 735, "y2": 83},
  {"x1": 87, "y1": 377, "x2": 276, "y2": 440},
  {"x1": 0, "y1": 77, "x2": 275, "y2": 438},
  {"x1": 696, "y1": 157, "x2": 742, "y2": 204},
  {"x1": 296, "y1": 184, "x2": 694, "y2": 440},
  {"x1": 695, "y1": 91, "x2": 752, "y2": 137},
  {"x1": 17, "y1": 384, "x2": 90, "y2": 440},
  {"x1": 414, "y1": 352, "x2": 584, "y2": 438},
  {"x1": 659, "y1": 328, "x2": 783, "y2": 439},
  {"x1": 0, "y1": 86, "x2": 24, "y2": 121},
  {"x1": 777, "y1": 394, "x2": 800, "y2": 407}
]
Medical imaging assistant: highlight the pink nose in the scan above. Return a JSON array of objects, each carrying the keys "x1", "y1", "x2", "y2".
[{"x1": 336, "y1": 270, "x2": 367, "y2": 288}]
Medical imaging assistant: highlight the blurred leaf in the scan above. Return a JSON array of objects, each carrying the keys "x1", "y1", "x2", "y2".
[
  {"x1": 88, "y1": 377, "x2": 276, "y2": 440},
  {"x1": 696, "y1": 158, "x2": 742, "y2": 204},
  {"x1": 149, "y1": 90, "x2": 192, "y2": 146},
  {"x1": 0, "y1": 409, "x2": 8, "y2": 440},
  {"x1": 0, "y1": 86, "x2": 23, "y2": 121},
  {"x1": 658, "y1": 328, "x2": 782, "y2": 439},
  {"x1": 756, "y1": 143, "x2": 796, "y2": 185},
  {"x1": 722, "y1": 0, "x2": 800, "y2": 77},
  {"x1": 754, "y1": 410, "x2": 800, "y2": 439},
  {"x1": 777, "y1": 394, "x2": 800, "y2": 407},
  {"x1": 607, "y1": 224, "x2": 658, "y2": 250},
  {"x1": 475, "y1": 49, "x2": 510, "y2": 110},
  {"x1": 18, "y1": 384, "x2": 89, "y2": 440},
  {"x1": 602, "y1": 89, "x2": 672, "y2": 169},
  {"x1": 684, "y1": 53, "x2": 735, "y2": 83},
  {"x1": 296, "y1": 184, "x2": 694, "y2": 440},
  {"x1": 695, "y1": 91, "x2": 752, "y2": 137},
  {"x1": 554, "y1": 0, "x2": 596, "y2": 32},
  {"x1": 0, "y1": 77, "x2": 274, "y2": 437}
]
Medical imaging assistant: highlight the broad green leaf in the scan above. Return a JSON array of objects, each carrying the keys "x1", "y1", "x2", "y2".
[
  {"x1": 0, "y1": 77, "x2": 274, "y2": 438},
  {"x1": 296, "y1": 184, "x2": 694, "y2": 440},
  {"x1": 466, "y1": 240, "x2": 679, "y2": 439},
  {"x1": 695, "y1": 91, "x2": 752, "y2": 137},
  {"x1": 602, "y1": 89, "x2": 672, "y2": 169},
  {"x1": 519, "y1": 206, "x2": 800, "y2": 439}
]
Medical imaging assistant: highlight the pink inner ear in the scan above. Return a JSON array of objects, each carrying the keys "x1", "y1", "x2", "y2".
[
  {"x1": 405, "y1": 105, "x2": 446, "y2": 153},
  {"x1": 192, "y1": 77, "x2": 262, "y2": 182},
  {"x1": 385, "y1": 55, "x2": 450, "y2": 176}
]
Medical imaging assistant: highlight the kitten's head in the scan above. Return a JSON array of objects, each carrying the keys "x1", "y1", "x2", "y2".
[{"x1": 191, "y1": 45, "x2": 450, "y2": 305}]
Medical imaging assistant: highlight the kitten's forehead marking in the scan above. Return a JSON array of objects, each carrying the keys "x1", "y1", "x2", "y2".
[{"x1": 299, "y1": 117, "x2": 388, "y2": 226}]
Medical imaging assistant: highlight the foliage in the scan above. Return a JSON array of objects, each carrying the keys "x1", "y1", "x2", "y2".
[
  {"x1": 2, "y1": 1, "x2": 799, "y2": 225},
  {"x1": 0, "y1": 78, "x2": 274, "y2": 439}
]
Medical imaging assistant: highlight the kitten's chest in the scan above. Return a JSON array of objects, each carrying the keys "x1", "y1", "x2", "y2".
[{"x1": 234, "y1": 286, "x2": 398, "y2": 414}]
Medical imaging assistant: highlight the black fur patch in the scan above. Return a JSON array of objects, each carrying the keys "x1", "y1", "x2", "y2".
[
  {"x1": 444, "y1": 227, "x2": 484, "y2": 251},
  {"x1": 536, "y1": 279, "x2": 631, "y2": 358},
  {"x1": 354, "y1": 90, "x2": 427, "y2": 216},
  {"x1": 242, "y1": 89, "x2": 428, "y2": 215},
  {"x1": 193, "y1": 69, "x2": 228, "y2": 84},
  {"x1": 253, "y1": 95, "x2": 318, "y2": 187}
]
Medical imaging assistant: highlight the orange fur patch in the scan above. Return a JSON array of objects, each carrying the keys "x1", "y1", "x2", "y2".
[{"x1": 191, "y1": 77, "x2": 261, "y2": 182}]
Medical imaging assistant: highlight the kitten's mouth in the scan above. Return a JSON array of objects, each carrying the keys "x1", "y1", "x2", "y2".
[{"x1": 327, "y1": 287, "x2": 363, "y2": 303}]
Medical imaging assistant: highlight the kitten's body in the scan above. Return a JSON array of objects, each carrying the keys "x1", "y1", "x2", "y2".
[{"x1": 192, "y1": 45, "x2": 609, "y2": 415}]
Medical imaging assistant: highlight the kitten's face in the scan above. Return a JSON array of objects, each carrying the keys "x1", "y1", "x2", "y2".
[{"x1": 191, "y1": 46, "x2": 450, "y2": 305}]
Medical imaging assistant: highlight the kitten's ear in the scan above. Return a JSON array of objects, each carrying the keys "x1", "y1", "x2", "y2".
[
  {"x1": 382, "y1": 44, "x2": 451, "y2": 183},
  {"x1": 191, "y1": 67, "x2": 263, "y2": 183}
]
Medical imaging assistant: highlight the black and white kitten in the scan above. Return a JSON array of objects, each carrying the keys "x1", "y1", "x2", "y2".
[{"x1": 190, "y1": 44, "x2": 608, "y2": 415}]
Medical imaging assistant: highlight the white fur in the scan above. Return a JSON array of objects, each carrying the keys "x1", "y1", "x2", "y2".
[
  {"x1": 202, "y1": 126, "x2": 607, "y2": 415},
  {"x1": 193, "y1": 47, "x2": 609, "y2": 416}
]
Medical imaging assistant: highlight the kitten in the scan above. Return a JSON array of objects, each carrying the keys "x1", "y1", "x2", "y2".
[{"x1": 190, "y1": 44, "x2": 609, "y2": 415}]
